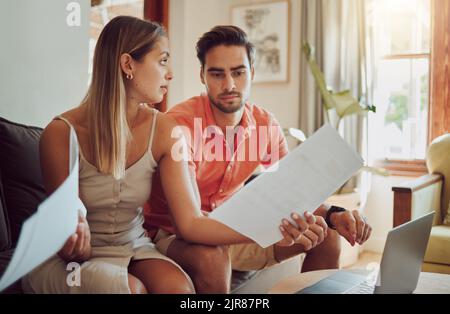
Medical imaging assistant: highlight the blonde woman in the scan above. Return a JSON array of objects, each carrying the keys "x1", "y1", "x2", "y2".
[{"x1": 22, "y1": 16, "x2": 318, "y2": 294}]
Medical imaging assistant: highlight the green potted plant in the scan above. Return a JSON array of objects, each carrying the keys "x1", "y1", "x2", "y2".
[
  {"x1": 301, "y1": 42, "x2": 388, "y2": 267},
  {"x1": 302, "y1": 42, "x2": 388, "y2": 189},
  {"x1": 302, "y1": 42, "x2": 376, "y2": 129}
]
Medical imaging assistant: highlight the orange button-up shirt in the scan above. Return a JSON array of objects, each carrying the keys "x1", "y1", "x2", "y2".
[{"x1": 144, "y1": 94, "x2": 288, "y2": 237}]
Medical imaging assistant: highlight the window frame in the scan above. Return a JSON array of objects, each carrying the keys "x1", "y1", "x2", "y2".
[
  {"x1": 428, "y1": 0, "x2": 450, "y2": 143},
  {"x1": 144, "y1": 0, "x2": 170, "y2": 112},
  {"x1": 375, "y1": 0, "x2": 449, "y2": 176}
]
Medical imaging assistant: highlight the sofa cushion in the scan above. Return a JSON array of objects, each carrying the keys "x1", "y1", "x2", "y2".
[
  {"x1": 0, "y1": 117, "x2": 46, "y2": 246},
  {"x1": 424, "y1": 225, "x2": 450, "y2": 265},
  {"x1": 0, "y1": 170, "x2": 11, "y2": 251},
  {"x1": 0, "y1": 250, "x2": 23, "y2": 293}
]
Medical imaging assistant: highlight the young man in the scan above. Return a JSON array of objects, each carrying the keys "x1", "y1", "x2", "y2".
[{"x1": 144, "y1": 26, "x2": 372, "y2": 293}]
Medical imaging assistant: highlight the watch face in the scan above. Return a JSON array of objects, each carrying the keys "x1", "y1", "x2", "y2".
[
  {"x1": 330, "y1": 206, "x2": 346, "y2": 212},
  {"x1": 326, "y1": 206, "x2": 346, "y2": 229}
]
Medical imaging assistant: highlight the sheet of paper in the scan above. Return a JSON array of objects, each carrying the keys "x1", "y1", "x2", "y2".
[
  {"x1": 210, "y1": 124, "x2": 364, "y2": 248},
  {"x1": 0, "y1": 128, "x2": 86, "y2": 292}
]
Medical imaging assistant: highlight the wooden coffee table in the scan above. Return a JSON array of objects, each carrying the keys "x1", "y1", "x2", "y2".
[{"x1": 269, "y1": 269, "x2": 450, "y2": 294}]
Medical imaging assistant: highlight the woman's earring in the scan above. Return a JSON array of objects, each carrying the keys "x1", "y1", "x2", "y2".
[{"x1": 126, "y1": 73, "x2": 133, "y2": 80}]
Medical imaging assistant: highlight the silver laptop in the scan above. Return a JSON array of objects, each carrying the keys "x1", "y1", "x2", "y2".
[{"x1": 297, "y1": 212, "x2": 435, "y2": 294}]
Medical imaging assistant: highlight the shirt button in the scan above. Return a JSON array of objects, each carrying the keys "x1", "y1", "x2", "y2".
[
  {"x1": 212, "y1": 202, "x2": 216, "y2": 209},
  {"x1": 227, "y1": 166, "x2": 232, "y2": 171},
  {"x1": 219, "y1": 189, "x2": 223, "y2": 193}
]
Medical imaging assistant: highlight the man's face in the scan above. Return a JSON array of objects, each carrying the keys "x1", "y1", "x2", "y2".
[{"x1": 201, "y1": 45, "x2": 254, "y2": 114}]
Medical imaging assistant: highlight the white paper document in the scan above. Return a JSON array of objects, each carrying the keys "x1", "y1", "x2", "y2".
[
  {"x1": 0, "y1": 128, "x2": 86, "y2": 292},
  {"x1": 210, "y1": 124, "x2": 364, "y2": 248}
]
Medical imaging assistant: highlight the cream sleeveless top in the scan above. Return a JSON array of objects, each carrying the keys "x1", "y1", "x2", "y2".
[
  {"x1": 23, "y1": 108, "x2": 192, "y2": 293},
  {"x1": 57, "y1": 108, "x2": 158, "y2": 247}
]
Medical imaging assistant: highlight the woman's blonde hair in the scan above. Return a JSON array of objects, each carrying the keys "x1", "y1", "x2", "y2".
[{"x1": 84, "y1": 16, "x2": 166, "y2": 179}]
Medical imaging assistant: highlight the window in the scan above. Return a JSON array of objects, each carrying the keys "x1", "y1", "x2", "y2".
[
  {"x1": 89, "y1": 0, "x2": 144, "y2": 81},
  {"x1": 368, "y1": 0, "x2": 431, "y2": 163}
]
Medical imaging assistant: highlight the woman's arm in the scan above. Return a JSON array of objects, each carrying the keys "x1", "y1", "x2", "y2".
[
  {"x1": 155, "y1": 115, "x2": 251, "y2": 245},
  {"x1": 40, "y1": 121, "x2": 71, "y2": 194},
  {"x1": 188, "y1": 164, "x2": 201, "y2": 209},
  {"x1": 40, "y1": 120, "x2": 91, "y2": 262},
  {"x1": 155, "y1": 115, "x2": 311, "y2": 247}
]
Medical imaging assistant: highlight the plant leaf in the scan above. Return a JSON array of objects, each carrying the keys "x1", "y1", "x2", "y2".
[
  {"x1": 302, "y1": 43, "x2": 335, "y2": 110},
  {"x1": 331, "y1": 90, "x2": 366, "y2": 118},
  {"x1": 302, "y1": 42, "x2": 377, "y2": 119}
]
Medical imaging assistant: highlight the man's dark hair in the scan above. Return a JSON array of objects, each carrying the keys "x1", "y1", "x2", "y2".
[{"x1": 196, "y1": 25, "x2": 255, "y2": 68}]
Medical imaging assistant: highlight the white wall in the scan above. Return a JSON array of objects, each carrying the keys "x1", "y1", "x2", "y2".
[
  {"x1": 168, "y1": 0, "x2": 302, "y2": 133},
  {"x1": 0, "y1": 0, "x2": 90, "y2": 128},
  {"x1": 363, "y1": 174, "x2": 420, "y2": 253}
]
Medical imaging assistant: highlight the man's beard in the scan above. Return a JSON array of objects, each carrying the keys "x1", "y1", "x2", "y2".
[{"x1": 208, "y1": 92, "x2": 245, "y2": 114}]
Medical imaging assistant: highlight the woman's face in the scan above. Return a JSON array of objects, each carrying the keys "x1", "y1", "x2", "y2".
[{"x1": 126, "y1": 37, "x2": 173, "y2": 105}]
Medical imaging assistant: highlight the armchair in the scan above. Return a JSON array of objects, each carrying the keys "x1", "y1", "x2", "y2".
[{"x1": 392, "y1": 134, "x2": 450, "y2": 274}]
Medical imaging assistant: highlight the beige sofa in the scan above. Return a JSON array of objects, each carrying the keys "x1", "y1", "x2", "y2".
[{"x1": 392, "y1": 134, "x2": 450, "y2": 274}]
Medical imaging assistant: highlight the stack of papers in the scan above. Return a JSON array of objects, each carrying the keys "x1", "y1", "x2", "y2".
[
  {"x1": 210, "y1": 124, "x2": 364, "y2": 248},
  {"x1": 0, "y1": 128, "x2": 86, "y2": 292}
]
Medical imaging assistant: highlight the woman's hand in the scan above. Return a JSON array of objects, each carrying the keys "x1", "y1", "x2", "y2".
[
  {"x1": 58, "y1": 213, "x2": 92, "y2": 263},
  {"x1": 276, "y1": 211, "x2": 328, "y2": 251}
]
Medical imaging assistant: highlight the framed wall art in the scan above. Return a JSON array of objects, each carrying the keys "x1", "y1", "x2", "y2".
[{"x1": 231, "y1": 0, "x2": 290, "y2": 83}]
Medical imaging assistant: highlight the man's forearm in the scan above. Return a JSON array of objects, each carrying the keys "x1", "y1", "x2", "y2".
[{"x1": 274, "y1": 242, "x2": 308, "y2": 263}]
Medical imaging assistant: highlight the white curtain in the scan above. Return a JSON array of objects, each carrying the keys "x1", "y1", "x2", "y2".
[
  {"x1": 299, "y1": 0, "x2": 326, "y2": 137},
  {"x1": 299, "y1": 0, "x2": 375, "y2": 197}
]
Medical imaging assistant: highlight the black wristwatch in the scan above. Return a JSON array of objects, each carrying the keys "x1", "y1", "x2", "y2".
[{"x1": 325, "y1": 206, "x2": 346, "y2": 230}]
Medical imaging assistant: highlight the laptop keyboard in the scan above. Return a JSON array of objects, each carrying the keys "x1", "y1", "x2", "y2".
[{"x1": 345, "y1": 280, "x2": 375, "y2": 294}]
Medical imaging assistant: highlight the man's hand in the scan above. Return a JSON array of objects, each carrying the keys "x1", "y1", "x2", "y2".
[
  {"x1": 330, "y1": 209, "x2": 372, "y2": 246},
  {"x1": 277, "y1": 211, "x2": 328, "y2": 251},
  {"x1": 58, "y1": 213, "x2": 91, "y2": 262}
]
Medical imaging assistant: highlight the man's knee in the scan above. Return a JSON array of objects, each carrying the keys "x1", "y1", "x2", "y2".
[
  {"x1": 302, "y1": 229, "x2": 342, "y2": 272},
  {"x1": 308, "y1": 229, "x2": 341, "y2": 264},
  {"x1": 150, "y1": 278, "x2": 195, "y2": 294},
  {"x1": 128, "y1": 274, "x2": 147, "y2": 294},
  {"x1": 322, "y1": 229, "x2": 341, "y2": 260},
  {"x1": 190, "y1": 245, "x2": 231, "y2": 292},
  {"x1": 192, "y1": 245, "x2": 231, "y2": 275}
]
